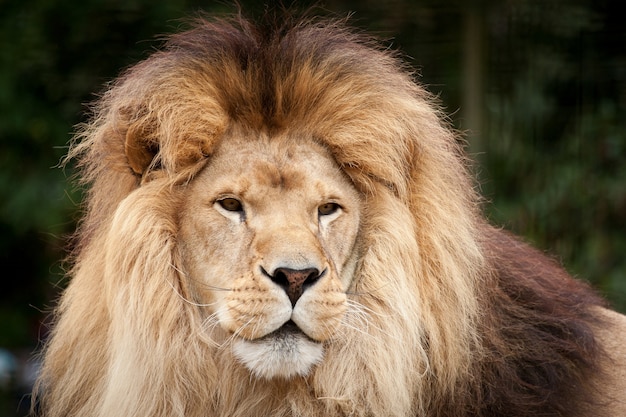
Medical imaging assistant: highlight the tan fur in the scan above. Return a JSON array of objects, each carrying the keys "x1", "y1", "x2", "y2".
[
  {"x1": 592, "y1": 308, "x2": 626, "y2": 415},
  {"x1": 35, "y1": 13, "x2": 626, "y2": 417}
]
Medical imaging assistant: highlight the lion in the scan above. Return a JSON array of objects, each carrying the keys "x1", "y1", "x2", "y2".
[{"x1": 34, "y1": 11, "x2": 626, "y2": 417}]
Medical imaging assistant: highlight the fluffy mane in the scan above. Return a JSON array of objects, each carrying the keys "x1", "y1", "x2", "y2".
[{"x1": 35, "y1": 11, "x2": 607, "y2": 417}]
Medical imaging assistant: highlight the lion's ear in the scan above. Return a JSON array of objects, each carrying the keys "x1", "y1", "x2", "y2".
[
  {"x1": 120, "y1": 103, "x2": 224, "y2": 179},
  {"x1": 124, "y1": 121, "x2": 160, "y2": 176}
]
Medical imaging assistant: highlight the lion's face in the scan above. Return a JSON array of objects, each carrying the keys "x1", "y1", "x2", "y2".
[{"x1": 179, "y1": 131, "x2": 361, "y2": 379}]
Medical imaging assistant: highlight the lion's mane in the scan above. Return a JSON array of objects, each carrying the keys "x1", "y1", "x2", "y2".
[{"x1": 35, "y1": 12, "x2": 608, "y2": 417}]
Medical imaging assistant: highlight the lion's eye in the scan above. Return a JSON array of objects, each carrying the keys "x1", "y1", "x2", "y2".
[
  {"x1": 318, "y1": 202, "x2": 340, "y2": 216},
  {"x1": 217, "y1": 198, "x2": 243, "y2": 212}
]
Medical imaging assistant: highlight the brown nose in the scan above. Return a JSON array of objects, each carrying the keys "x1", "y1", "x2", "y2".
[{"x1": 270, "y1": 268, "x2": 322, "y2": 306}]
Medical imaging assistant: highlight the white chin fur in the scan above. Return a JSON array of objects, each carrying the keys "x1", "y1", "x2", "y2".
[{"x1": 232, "y1": 332, "x2": 324, "y2": 379}]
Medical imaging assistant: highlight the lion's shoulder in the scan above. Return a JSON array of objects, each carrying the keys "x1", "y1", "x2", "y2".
[{"x1": 477, "y1": 227, "x2": 615, "y2": 417}]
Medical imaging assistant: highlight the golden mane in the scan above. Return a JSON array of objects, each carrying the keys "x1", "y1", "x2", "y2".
[{"x1": 34, "y1": 12, "x2": 625, "y2": 417}]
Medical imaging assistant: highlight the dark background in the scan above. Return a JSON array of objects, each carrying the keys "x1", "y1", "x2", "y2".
[{"x1": 1, "y1": 0, "x2": 625, "y2": 415}]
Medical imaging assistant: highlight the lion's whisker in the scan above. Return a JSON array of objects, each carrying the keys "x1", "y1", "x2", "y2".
[
  {"x1": 341, "y1": 299, "x2": 396, "y2": 341},
  {"x1": 198, "y1": 312, "x2": 224, "y2": 347},
  {"x1": 170, "y1": 263, "x2": 234, "y2": 292},
  {"x1": 164, "y1": 270, "x2": 217, "y2": 307},
  {"x1": 345, "y1": 298, "x2": 391, "y2": 320},
  {"x1": 232, "y1": 316, "x2": 256, "y2": 340},
  {"x1": 199, "y1": 311, "x2": 220, "y2": 332},
  {"x1": 345, "y1": 282, "x2": 392, "y2": 297}
]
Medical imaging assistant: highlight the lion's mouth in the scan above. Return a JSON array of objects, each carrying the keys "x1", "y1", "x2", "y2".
[
  {"x1": 270, "y1": 319, "x2": 307, "y2": 338},
  {"x1": 232, "y1": 319, "x2": 325, "y2": 379}
]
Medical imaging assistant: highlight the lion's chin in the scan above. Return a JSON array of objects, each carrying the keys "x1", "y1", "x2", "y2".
[{"x1": 232, "y1": 322, "x2": 324, "y2": 379}]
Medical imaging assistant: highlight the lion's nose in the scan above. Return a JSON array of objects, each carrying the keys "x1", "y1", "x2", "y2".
[{"x1": 270, "y1": 267, "x2": 322, "y2": 306}]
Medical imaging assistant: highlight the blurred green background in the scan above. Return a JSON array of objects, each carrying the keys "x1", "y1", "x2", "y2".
[{"x1": 1, "y1": 0, "x2": 624, "y2": 415}]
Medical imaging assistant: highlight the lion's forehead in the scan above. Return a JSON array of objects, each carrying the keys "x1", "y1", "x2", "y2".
[
  {"x1": 203, "y1": 135, "x2": 353, "y2": 200},
  {"x1": 245, "y1": 159, "x2": 309, "y2": 192}
]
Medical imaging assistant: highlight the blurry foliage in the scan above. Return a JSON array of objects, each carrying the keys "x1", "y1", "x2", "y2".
[
  {"x1": 481, "y1": 0, "x2": 626, "y2": 309},
  {"x1": 1, "y1": 0, "x2": 624, "y2": 355}
]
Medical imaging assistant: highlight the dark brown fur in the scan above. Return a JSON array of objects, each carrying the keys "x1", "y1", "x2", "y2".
[{"x1": 465, "y1": 226, "x2": 605, "y2": 417}]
